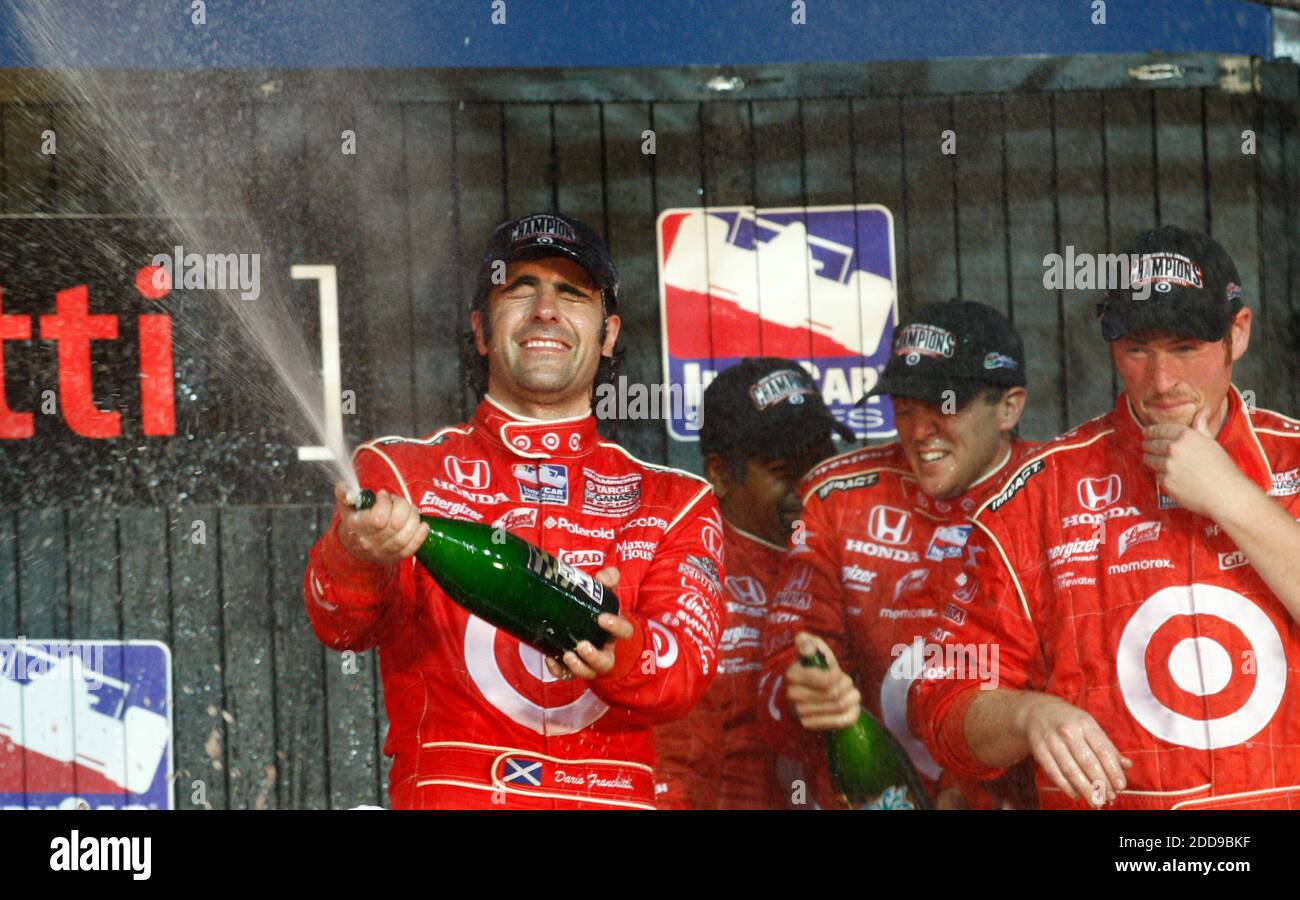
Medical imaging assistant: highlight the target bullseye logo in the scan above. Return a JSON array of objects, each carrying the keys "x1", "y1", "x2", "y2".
[
  {"x1": 1117, "y1": 584, "x2": 1285, "y2": 750},
  {"x1": 464, "y1": 616, "x2": 608, "y2": 735}
]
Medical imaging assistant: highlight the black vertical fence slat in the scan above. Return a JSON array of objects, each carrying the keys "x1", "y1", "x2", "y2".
[
  {"x1": 849, "y1": 98, "x2": 907, "y2": 339},
  {"x1": 218, "y1": 507, "x2": 278, "y2": 809},
  {"x1": 701, "y1": 99, "x2": 752, "y2": 396},
  {"x1": 117, "y1": 508, "x2": 169, "y2": 808},
  {"x1": 1154, "y1": 90, "x2": 1208, "y2": 233},
  {"x1": 1003, "y1": 93, "x2": 1064, "y2": 441},
  {"x1": 322, "y1": 618, "x2": 381, "y2": 809},
  {"x1": 1257, "y1": 98, "x2": 1297, "y2": 417},
  {"x1": 953, "y1": 95, "x2": 1010, "y2": 315},
  {"x1": 900, "y1": 96, "x2": 959, "y2": 307},
  {"x1": 300, "y1": 94, "x2": 363, "y2": 454},
  {"x1": 1205, "y1": 91, "x2": 1268, "y2": 408},
  {"x1": 600, "y1": 101, "x2": 664, "y2": 464},
  {"x1": 66, "y1": 509, "x2": 120, "y2": 640},
  {"x1": 355, "y1": 102, "x2": 416, "y2": 439},
  {"x1": 1054, "y1": 91, "x2": 1114, "y2": 426},
  {"x1": 650, "y1": 101, "x2": 705, "y2": 476},
  {"x1": 404, "y1": 102, "x2": 462, "y2": 437},
  {"x1": 0, "y1": 101, "x2": 52, "y2": 214},
  {"x1": 451, "y1": 103, "x2": 506, "y2": 417},
  {"x1": 0, "y1": 511, "x2": 17, "y2": 633},
  {"x1": 269, "y1": 506, "x2": 327, "y2": 810},
  {"x1": 751, "y1": 99, "x2": 805, "y2": 373},
  {"x1": 16, "y1": 508, "x2": 67, "y2": 638},
  {"x1": 504, "y1": 103, "x2": 554, "y2": 216},
  {"x1": 801, "y1": 99, "x2": 853, "y2": 208},
  {"x1": 168, "y1": 505, "x2": 226, "y2": 809},
  {"x1": 1101, "y1": 91, "x2": 1159, "y2": 399}
]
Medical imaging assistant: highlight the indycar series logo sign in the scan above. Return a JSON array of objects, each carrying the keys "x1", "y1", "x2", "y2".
[
  {"x1": 657, "y1": 206, "x2": 898, "y2": 441},
  {"x1": 0, "y1": 640, "x2": 173, "y2": 809}
]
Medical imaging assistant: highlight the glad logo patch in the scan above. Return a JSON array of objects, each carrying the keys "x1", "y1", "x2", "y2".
[
  {"x1": 1117, "y1": 521, "x2": 1161, "y2": 557},
  {"x1": 558, "y1": 549, "x2": 605, "y2": 569}
]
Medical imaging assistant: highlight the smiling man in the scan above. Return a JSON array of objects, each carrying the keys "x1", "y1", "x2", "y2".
[
  {"x1": 654, "y1": 358, "x2": 848, "y2": 809},
  {"x1": 758, "y1": 300, "x2": 1039, "y2": 808},
  {"x1": 913, "y1": 226, "x2": 1300, "y2": 810},
  {"x1": 301, "y1": 213, "x2": 725, "y2": 809}
]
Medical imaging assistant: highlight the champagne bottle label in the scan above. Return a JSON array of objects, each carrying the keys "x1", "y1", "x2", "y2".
[{"x1": 526, "y1": 545, "x2": 602, "y2": 602}]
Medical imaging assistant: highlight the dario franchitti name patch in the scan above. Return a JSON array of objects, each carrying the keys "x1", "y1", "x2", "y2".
[{"x1": 893, "y1": 323, "x2": 957, "y2": 363}]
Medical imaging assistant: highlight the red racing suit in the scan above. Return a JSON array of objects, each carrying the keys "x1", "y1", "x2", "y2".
[
  {"x1": 912, "y1": 388, "x2": 1300, "y2": 809},
  {"x1": 303, "y1": 396, "x2": 725, "y2": 809},
  {"x1": 759, "y1": 438, "x2": 1039, "y2": 808},
  {"x1": 654, "y1": 523, "x2": 784, "y2": 809}
]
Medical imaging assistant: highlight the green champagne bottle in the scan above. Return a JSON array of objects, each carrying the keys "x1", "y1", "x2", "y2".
[
  {"x1": 799, "y1": 650, "x2": 933, "y2": 810},
  {"x1": 351, "y1": 488, "x2": 618, "y2": 658}
]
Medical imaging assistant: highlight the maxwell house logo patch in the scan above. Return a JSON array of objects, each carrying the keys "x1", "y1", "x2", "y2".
[
  {"x1": 1129, "y1": 252, "x2": 1204, "y2": 292},
  {"x1": 657, "y1": 205, "x2": 898, "y2": 441},
  {"x1": 893, "y1": 323, "x2": 957, "y2": 363},
  {"x1": 749, "y1": 369, "x2": 816, "y2": 410}
]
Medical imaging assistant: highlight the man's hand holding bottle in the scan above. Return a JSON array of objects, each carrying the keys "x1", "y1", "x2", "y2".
[
  {"x1": 334, "y1": 484, "x2": 429, "y2": 566},
  {"x1": 783, "y1": 632, "x2": 861, "y2": 731}
]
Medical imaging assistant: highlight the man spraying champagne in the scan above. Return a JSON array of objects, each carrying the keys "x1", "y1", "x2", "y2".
[{"x1": 303, "y1": 213, "x2": 725, "y2": 810}]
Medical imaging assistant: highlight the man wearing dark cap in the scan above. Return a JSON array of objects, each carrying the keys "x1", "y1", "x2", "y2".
[
  {"x1": 914, "y1": 226, "x2": 1300, "y2": 809},
  {"x1": 759, "y1": 300, "x2": 1039, "y2": 809},
  {"x1": 302, "y1": 213, "x2": 726, "y2": 809},
  {"x1": 654, "y1": 358, "x2": 849, "y2": 809}
]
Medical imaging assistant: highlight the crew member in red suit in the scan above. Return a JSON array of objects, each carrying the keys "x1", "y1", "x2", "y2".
[
  {"x1": 303, "y1": 213, "x2": 725, "y2": 809},
  {"x1": 913, "y1": 227, "x2": 1300, "y2": 809},
  {"x1": 760, "y1": 300, "x2": 1039, "y2": 808},
  {"x1": 654, "y1": 358, "x2": 850, "y2": 809}
]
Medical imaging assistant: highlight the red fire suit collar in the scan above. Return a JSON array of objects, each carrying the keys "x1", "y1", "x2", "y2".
[
  {"x1": 474, "y1": 394, "x2": 601, "y2": 459},
  {"x1": 1112, "y1": 386, "x2": 1273, "y2": 496}
]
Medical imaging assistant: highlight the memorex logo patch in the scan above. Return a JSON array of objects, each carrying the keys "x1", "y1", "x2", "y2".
[
  {"x1": 1107, "y1": 558, "x2": 1174, "y2": 576},
  {"x1": 50, "y1": 830, "x2": 151, "y2": 880}
]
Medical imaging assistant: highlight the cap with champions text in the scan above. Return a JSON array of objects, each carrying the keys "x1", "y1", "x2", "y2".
[
  {"x1": 865, "y1": 300, "x2": 1026, "y2": 407},
  {"x1": 699, "y1": 357, "x2": 855, "y2": 458},
  {"x1": 473, "y1": 212, "x2": 620, "y2": 312},
  {"x1": 1097, "y1": 225, "x2": 1243, "y2": 342}
]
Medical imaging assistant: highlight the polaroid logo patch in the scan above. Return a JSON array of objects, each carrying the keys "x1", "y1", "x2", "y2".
[
  {"x1": 748, "y1": 369, "x2": 817, "y2": 411},
  {"x1": 543, "y1": 516, "x2": 614, "y2": 540},
  {"x1": 989, "y1": 459, "x2": 1045, "y2": 513},
  {"x1": 893, "y1": 323, "x2": 956, "y2": 362}
]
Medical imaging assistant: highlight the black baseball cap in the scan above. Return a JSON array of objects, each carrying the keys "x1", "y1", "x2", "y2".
[
  {"x1": 473, "y1": 212, "x2": 620, "y2": 312},
  {"x1": 865, "y1": 300, "x2": 1027, "y2": 407},
  {"x1": 1097, "y1": 225, "x2": 1243, "y2": 342},
  {"x1": 699, "y1": 357, "x2": 854, "y2": 457}
]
